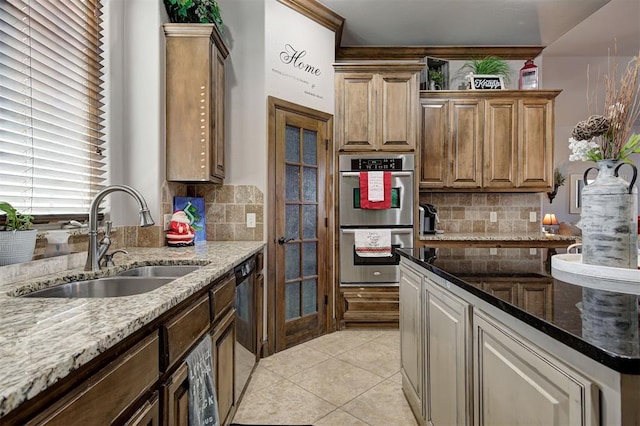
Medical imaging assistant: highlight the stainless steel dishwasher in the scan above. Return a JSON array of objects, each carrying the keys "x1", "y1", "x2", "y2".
[{"x1": 234, "y1": 256, "x2": 257, "y2": 398}]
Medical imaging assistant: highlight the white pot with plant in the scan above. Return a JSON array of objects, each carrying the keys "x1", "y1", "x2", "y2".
[
  {"x1": 459, "y1": 56, "x2": 512, "y2": 88},
  {"x1": 0, "y1": 202, "x2": 37, "y2": 266}
]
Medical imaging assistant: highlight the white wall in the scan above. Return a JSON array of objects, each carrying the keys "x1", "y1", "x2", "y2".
[
  {"x1": 104, "y1": 0, "x2": 164, "y2": 225},
  {"x1": 542, "y1": 55, "x2": 639, "y2": 224}
]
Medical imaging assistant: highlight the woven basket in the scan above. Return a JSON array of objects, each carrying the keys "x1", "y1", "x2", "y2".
[{"x1": 0, "y1": 230, "x2": 37, "y2": 266}]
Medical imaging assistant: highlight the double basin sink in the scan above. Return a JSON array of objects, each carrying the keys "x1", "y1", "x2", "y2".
[{"x1": 21, "y1": 265, "x2": 202, "y2": 298}]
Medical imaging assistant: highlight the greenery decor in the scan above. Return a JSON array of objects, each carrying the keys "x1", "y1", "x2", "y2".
[
  {"x1": 428, "y1": 70, "x2": 444, "y2": 87},
  {"x1": 163, "y1": 0, "x2": 224, "y2": 31},
  {"x1": 547, "y1": 168, "x2": 566, "y2": 203},
  {"x1": 0, "y1": 202, "x2": 33, "y2": 231},
  {"x1": 569, "y1": 53, "x2": 640, "y2": 164},
  {"x1": 461, "y1": 56, "x2": 512, "y2": 83}
]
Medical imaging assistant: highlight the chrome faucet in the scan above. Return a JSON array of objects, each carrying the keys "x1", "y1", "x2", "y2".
[{"x1": 84, "y1": 185, "x2": 155, "y2": 271}]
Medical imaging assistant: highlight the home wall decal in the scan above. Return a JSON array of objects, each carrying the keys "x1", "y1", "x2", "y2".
[{"x1": 280, "y1": 44, "x2": 321, "y2": 76}]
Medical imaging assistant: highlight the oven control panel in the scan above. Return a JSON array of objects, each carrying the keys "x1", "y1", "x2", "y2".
[{"x1": 350, "y1": 158, "x2": 403, "y2": 171}]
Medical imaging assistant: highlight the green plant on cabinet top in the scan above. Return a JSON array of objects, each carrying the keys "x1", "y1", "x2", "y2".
[{"x1": 163, "y1": 0, "x2": 224, "y2": 32}]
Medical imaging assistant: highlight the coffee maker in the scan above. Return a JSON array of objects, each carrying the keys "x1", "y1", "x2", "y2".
[{"x1": 418, "y1": 203, "x2": 439, "y2": 234}]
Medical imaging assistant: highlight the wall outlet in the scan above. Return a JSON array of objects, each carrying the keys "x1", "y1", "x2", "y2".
[
  {"x1": 246, "y1": 213, "x2": 256, "y2": 228},
  {"x1": 530, "y1": 248, "x2": 537, "y2": 255},
  {"x1": 489, "y1": 248, "x2": 498, "y2": 255},
  {"x1": 163, "y1": 214, "x2": 173, "y2": 231},
  {"x1": 490, "y1": 212, "x2": 497, "y2": 222},
  {"x1": 529, "y1": 212, "x2": 537, "y2": 222}
]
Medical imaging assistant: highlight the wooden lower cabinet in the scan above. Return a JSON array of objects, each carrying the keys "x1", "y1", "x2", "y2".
[
  {"x1": 399, "y1": 265, "x2": 423, "y2": 419},
  {"x1": 474, "y1": 310, "x2": 599, "y2": 426},
  {"x1": 211, "y1": 309, "x2": 236, "y2": 426},
  {"x1": 125, "y1": 392, "x2": 160, "y2": 426},
  {"x1": 163, "y1": 363, "x2": 190, "y2": 426},
  {"x1": 340, "y1": 286, "x2": 399, "y2": 327},
  {"x1": 424, "y1": 278, "x2": 471, "y2": 426},
  {"x1": 30, "y1": 332, "x2": 160, "y2": 426}
]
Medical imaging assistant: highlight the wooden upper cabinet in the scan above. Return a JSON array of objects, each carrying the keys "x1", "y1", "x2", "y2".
[
  {"x1": 419, "y1": 90, "x2": 560, "y2": 192},
  {"x1": 335, "y1": 63, "x2": 424, "y2": 152},
  {"x1": 164, "y1": 24, "x2": 229, "y2": 183}
]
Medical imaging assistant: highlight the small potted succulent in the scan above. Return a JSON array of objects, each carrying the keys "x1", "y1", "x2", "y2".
[
  {"x1": 0, "y1": 201, "x2": 37, "y2": 265},
  {"x1": 428, "y1": 69, "x2": 445, "y2": 90},
  {"x1": 163, "y1": 0, "x2": 224, "y2": 32}
]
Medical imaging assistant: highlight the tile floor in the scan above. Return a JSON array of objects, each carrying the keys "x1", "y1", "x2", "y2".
[{"x1": 232, "y1": 329, "x2": 418, "y2": 426}]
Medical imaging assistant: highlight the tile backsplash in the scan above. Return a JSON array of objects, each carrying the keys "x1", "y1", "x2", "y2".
[{"x1": 419, "y1": 192, "x2": 543, "y2": 234}]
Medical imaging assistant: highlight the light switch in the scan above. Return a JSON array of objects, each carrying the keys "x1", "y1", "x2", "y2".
[
  {"x1": 529, "y1": 212, "x2": 537, "y2": 222},
  {"x1": 530, "y1": 248, "x2": 537, "y2": 255},
  {"x1": 490, "y1": 212, "x2": 497, "y2": 222},
  {"x1": 490, "y1": 248, "x2": 498, "y2": 255}
]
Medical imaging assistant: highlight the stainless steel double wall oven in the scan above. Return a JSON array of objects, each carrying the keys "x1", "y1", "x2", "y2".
[{"x1": 339, "y1": 154, "x2": 414, "y2": 286}]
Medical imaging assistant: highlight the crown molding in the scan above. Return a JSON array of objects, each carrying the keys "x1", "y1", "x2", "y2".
[
  {"x1": 277, "y1": 0, "x2": 344, "y2": 48},
  {"x1": 336, "y1": 46, "x2": 545, "y2": 61}
]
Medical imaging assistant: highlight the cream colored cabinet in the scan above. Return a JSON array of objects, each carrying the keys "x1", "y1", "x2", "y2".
[
  {"x1": 424, "y1": 277, "x2": 472, "y2": 426},
  {"x1": 335, "y1": 63, "x2": 423, "y2": 152},
  {"x1": 473, "y1": 310, "x2": 599, "y2": 426},
  {"x1": 399, "y1": 264, "x2": 424, "y2": 422},
  {"x1": 164, "y1": 24, "x2": 229, "y2": 183},
  {"x1": 419, "y1": 90, "x2": 560, "y2": 191}
]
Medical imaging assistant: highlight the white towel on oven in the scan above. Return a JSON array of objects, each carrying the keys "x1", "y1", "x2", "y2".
[
  {"x1": 367, "y1": 171, "x2": 385, "y2": 202},
  {"x1": 354, "y1": 229, "x2": 392, "y2": 257}
]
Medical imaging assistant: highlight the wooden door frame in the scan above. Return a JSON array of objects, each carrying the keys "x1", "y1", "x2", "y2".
[{"x1": 266, "y1": 96, "x2": 336, "y2": 356}]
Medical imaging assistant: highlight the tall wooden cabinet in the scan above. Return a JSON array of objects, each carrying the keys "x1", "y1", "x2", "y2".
[
  {"x1": 335, "y1": 62, "x2": 424, "y2": 152},
  {"x1": 164, "y1": 24, "x2": 229, "y2": 183},
  {"x1": 419, "y1": 90, "x2": 560, "y2": 191}
]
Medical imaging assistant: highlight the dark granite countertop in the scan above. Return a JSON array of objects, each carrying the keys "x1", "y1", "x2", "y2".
[{"x1": 397, "y1": 247, "x2": 640, "y2": 375}]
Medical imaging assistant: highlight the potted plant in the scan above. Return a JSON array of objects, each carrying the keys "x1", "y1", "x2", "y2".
[
  {"x1": 459, "y1": 56, "x2": 512, "y2": 85},
  {"x1": 0, "y1": 201, "x2": 37, "y2": 265},
  {"x1": 428, "y1": 69, "x2": 444, "y2": 90},
  {"x1": 163, "y1": 0, "x2": 224, "y2": 32}
]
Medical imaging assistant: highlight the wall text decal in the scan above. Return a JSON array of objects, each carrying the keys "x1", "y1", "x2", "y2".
[{"x1": 280, "y1": 44, "x2": 321, "y2": 77}]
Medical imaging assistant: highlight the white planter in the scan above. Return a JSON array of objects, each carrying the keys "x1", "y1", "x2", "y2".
[{"x1": 0, "y1": 229, "x2": 38, "y2": 266}]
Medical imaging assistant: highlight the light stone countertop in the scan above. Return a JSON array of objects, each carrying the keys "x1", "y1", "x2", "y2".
[
  {"x1": 0, "y1": 241, "x2": 265, "y2": 418},
  {"x1": 419, "y1": 232, "x2": 578, "y2": 242}
]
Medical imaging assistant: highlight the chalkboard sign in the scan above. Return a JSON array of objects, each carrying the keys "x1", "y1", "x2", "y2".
[{"x1": 470, "y1": 74, "x2": 504, "y2": 90}]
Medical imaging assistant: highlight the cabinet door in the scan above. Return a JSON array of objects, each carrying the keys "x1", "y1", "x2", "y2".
[
  {"x1": 335, "y1": 72, "x2": 377, "y2": 151},
  {"x1": 399, "y1": 265, "x2": 424, "y2": 420},
  {"x1": 483, "y1": 99, "x2": 517, "y2": 188},
  {"x1": 419, "y1": 99, "x2": 449, "y2": 188},
  {"x1": 474, "y1": 311, "x2": 599, "y2": 426},
  {"x1": 482, "y1": 281, "x2": 517, "y2": 305},
  {"x1": 449, "y1": 100, "x2": 483, "y2": 188},
  {"x1": 210, "y1": 45, "x2": 226, "y2": 182},
  {"x1": 425, "y1": 279, "x2": 472, "y2": 426},
  {"x1": 379, "y1": 72, "x2": 418, "y2": 151},
  {"x1": 518, "y1": 280, "x2": 553, "y2": 321},
  {"x1": 212, "y1": 309, "x2": 236, "y2": 426},
  {"x1": 163, "y1": 363, "x2": 189, "y2": 426},
  {"x1": 517, "y1": 98, "x2": 553, "y2": 189},
  {"x1": 124, "y1": 392, "x2": 160, "y2": 426}
]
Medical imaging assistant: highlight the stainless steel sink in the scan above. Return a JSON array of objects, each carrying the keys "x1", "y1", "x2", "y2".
[
  {"x1": 20, "y1": 277, "x2": 174, "y2": 298},
  {"x1": 117, "y1": 265, "x2": 201, "y2": 277}
]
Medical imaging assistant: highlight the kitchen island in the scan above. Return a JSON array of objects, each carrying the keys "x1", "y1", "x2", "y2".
[
  {"x1": 398, "y1": 246, "x2": 639, "y2": 425},
  {"x1": 0, "y1": 241, "x2": 264, "y2": 424}
]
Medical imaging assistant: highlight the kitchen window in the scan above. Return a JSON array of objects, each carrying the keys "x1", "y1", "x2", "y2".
[{"x1": 0, "y1": 0, "x2": 106, "y2": 222}]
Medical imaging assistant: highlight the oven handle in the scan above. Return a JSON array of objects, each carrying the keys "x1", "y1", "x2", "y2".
[
  {"x1": 341, "y1": 171, "x2": 412, "y2": 177},
  {"x1": 340, "y1": 228, "x2": 413, "y2": 234}
]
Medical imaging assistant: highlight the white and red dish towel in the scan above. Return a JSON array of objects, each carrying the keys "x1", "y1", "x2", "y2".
[
  {"x1": 354, "y1": 229, "x2": 392, "y2": 257},
  {"x1": 359, "y1": 171, "x2": 391, "y2": 209}
]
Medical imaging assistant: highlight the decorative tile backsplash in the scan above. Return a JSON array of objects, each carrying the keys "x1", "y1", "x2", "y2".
[{"x1": 419, "y1": 193, "x2": 543, "y2": 234}]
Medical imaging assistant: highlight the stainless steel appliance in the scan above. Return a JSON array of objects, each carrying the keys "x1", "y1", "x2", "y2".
[
  {"x1": 339, "y1": 154, "x2": 414, "y2": 286},
  {"x1": 418, "y1": 203, "x2": 439, "y2": 235},
  {"x1": 234, "y1": 257, "x2": 256, "y2": 397}
]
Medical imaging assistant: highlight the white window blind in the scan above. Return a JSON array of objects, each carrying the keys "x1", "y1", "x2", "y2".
[{"x1": 0, "y1": 0, "x2": 106, "y2": 219}]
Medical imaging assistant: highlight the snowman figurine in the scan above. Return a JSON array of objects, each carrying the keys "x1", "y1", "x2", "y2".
[{"x1": 166, "y1": 210, "x2": 195, "y2": 247}]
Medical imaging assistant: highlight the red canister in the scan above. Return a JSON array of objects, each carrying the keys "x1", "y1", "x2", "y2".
[{"x1": 519, "y1": 59, "x2": 539, "y2": 89}]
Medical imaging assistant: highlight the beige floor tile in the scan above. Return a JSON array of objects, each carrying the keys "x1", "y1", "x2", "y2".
[
  {"x1": 304, "y1": 329, "x2": 386, "y2": 356},
  {"x1": 315, "y1": 408, "x2": 371, "y2": 425},
  {"x1": 258, "y1": 344, "x2": 332, "y2": 378},
  {"x1": 243, "y1": 365, "x2": 285, "y2": 394},
  {"x1": 233, "y1": 379, "x2": 337, "y2": 425},
  {"x1": 337, "y1": 335, "x2": 401, "y2": 379},
  {"x1": 342, "y1": 378, "x2": 419, "y2": 426},
  {"x1": 289, "y1": 358, "x2": 384, "y2": 406}
]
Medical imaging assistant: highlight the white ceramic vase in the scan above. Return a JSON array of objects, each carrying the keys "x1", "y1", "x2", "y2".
[{"x1": 580, "y1": 159, "x2": 638, "y2": 269}]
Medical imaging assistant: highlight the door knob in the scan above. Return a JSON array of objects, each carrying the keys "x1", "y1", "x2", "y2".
[{"x1": 278, "y1": 237, "x2": 294, "y2": 245}]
